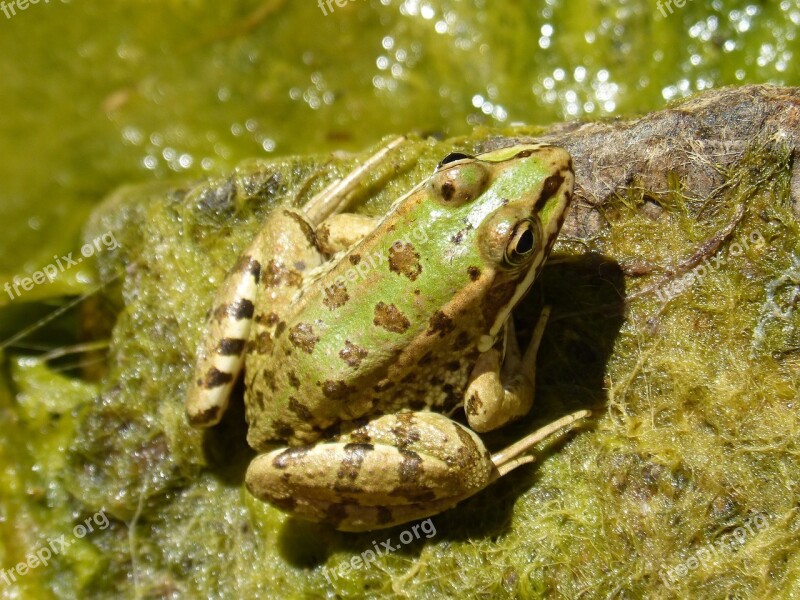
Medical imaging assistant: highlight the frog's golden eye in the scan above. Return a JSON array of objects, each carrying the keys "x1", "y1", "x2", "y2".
[
  {"x1": 505, "y1": 219, "x2": 538, "y2": 266},
  {"x1": 430, "y1": 162, "x2": 490, "y2": 206}
]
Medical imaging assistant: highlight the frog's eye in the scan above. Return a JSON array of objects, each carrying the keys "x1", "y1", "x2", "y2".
[
  {"x1": 436, "y1": 152, "x2": 474, "y2": 169},
  {"x1": 505, "y1": 219, "x2": 538, "y2": 266},
  {"x1": 430, "y1": 162, "x2": 490, "y2": 206}
]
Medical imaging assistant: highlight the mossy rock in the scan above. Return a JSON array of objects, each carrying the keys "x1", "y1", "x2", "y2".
[{"x1": 2, "y1": 87, "x2": 800, "y2": 598}]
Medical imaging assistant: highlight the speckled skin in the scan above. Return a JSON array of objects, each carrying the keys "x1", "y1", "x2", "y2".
[{"x1": 186, "y1": 142, "x2": 585, "y2": 530}]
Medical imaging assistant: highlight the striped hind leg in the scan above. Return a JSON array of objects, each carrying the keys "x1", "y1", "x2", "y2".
[{"x1": 186, "y1": 137, "x2": 408, "y2": 427}]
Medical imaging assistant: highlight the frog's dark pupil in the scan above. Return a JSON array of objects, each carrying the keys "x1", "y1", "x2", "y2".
[
  {"x1": 439, "y1": 152, "x2": 472, "y2": 166},
  {"x1": 516, "y1": 229, "x2": 534, "y2": 254}
]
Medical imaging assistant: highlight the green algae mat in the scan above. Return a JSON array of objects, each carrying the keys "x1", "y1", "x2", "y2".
[{"x1": 1, "y1": 2, "x2": 799, "y2": 599}]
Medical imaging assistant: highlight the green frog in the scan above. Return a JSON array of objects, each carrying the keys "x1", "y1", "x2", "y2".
[{"x1": 185, "y1": 138, "x2": 589, "y2": 531}]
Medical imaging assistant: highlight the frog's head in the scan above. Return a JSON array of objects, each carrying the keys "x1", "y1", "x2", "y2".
[{"x1": 429, "y1": 144, "x2": 574, "y2": 352}]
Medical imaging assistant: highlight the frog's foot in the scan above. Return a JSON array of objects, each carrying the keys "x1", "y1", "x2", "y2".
[
  {"x1": 244, "y1": 409, "x2": 589, "y2": 531},
  {"x1": 465, "y1": 307, "x2": 551, "y2": 433},
  {"x1": 302, "y1": 135, "x2": 406, "y2": 224},
  {"x1": 315, "y1": 213, "x2": 380, "y2": 255}
]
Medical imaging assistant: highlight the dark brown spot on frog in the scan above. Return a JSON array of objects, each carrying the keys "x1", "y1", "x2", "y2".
[
  {"x1": 262, "y1": 370, "x2": 277, "y2": 392},
  {"x1": 283, "y1": 209, "x2": 317, "y2": 247},
  {"x1": 322, "y1": 380, "x2": 357, "y2": 401},
  {"x1": 398, "y1": 449, "x2": 423, "y2": 483},
  {"x1": 539, "y1": 172, "x2": 566, "y2": 204},
  {"x1": 272, "y1": 446, "x2": 311, "y2": 469},
  {"x1": 427, "y1": 311, "x2": 455, "y2": 337},
  {"x1": 373, "y1": 302, "x2": 411, "y2": 334},
  {"x1": 274, "y1": 321, "x2": 287, "y2": 338},
  {"x1": 401, "y1": 373, "x2": 416, "y2": 384},
  {"x1": 218, "y1": 338, "x2": 246, "y2": 356},
  {"x1": 325, "y1": 503, "x2": 349, "y2": 526},
  {"x1": 481, "y1": 281, "x2": 518, "y2": 325},
  {"x1": 376, "y1": 507, "x2": 394, "y2": 525},
  {"x1": 347, "y1": 428, "x2": 372, "y2": 444},
  {"x1": 264, "y1": 259, "x2": 303, "y2": 289},
  {"x1": 233, "y1": 255, "x2": 262, "y2": 283},
  {"x1": 247, "y1": 332, "x2": 273, "y2": 355},
  {"x1": 254, "y1": 390, "x2": 266, "y2": 411},
  {"x1": 288, "y1": 397, "x2": 313, "y2": 421},
  {"x1": 388, "y1": 242, "x2": 422, "y2": 281},
  {"x1": 337, "y1": 443, "x2": 374, "y2": 480},
  {"x1": 323, "y1": 281, "x2": 349, "y2": 310},
  {"x1": 203, "y1": 367, "x2": 233, "y2": 388},
  {"x1": 446, "y1": 361, "x2": 461, "y2": 371},
  {"x1": 417, "y1": 351, "x2": 433, "y2": 365},
  {"x1": 188, "y1": 405, "x2": 220, "y2": 425},
  {"x1": 349, "y1": 254, "x2": 361, "y2": 265},
  {"x1": 288, "y1": 371, "x2": 301, "y2": 389},
  {"x1": 454, "y1": 424, "x2": 480, "y2": 455},
  {"x1": 273, "y1": 420, "x2": 294, "y2": 439},
  {"x1": 467, "y1": 266, "x2": 481, "y2": 281},
  {"x1": 453, "y1": 331, "x2": 471, "y2": 350},
  {"x1": 340, "y1": 340, "x2": 368, "y2": 368},
  {"x1": 289, "y1": 323, "x2": 319, "y2": 354},
  {"x1": 441, "y1": 181, "x2": 455, "y2": 201},
  {"x1": 466, "y1": 391, "x2": 482, "y2": 416},
  {"x1": 315, "y1": 223, "x2": 331, "y2": 252}
]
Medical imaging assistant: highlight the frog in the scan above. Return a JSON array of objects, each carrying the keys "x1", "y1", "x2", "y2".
[{"x1": 185, "y1": 137, "x2": 590, "y2": 531}]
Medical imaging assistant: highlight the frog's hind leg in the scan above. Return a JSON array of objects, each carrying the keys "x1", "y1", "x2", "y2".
[
  {"x1": 244, "y1": 409, "x2": 589, "y2": 531},
  {"x1": 186, "y1": 236, "x2": 271, "y2": 426},
  {"x1": 186, "y1": 211, "x2": 324, "y2": 427},
  {"x1": 186, "y1": 137, "x2": 408, "y2": 427}
]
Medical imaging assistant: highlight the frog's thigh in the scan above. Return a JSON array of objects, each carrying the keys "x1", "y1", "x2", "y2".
[
  {"x1": 244, "y1": 412, "x2": 498, "y2": 531},
  {"x1": 186, "y1": 209, "x2": 324, "y2": 427},
  {"x1": 316, "y1": 213, "x2": 379, "y2": 254},
  {"x1": 464, "y1": 308, "x2": 551, "y2": 433}
]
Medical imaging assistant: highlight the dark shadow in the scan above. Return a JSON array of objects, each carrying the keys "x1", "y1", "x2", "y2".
[
  {"x1": 274, "y1": 253, "x2": 625, "y2": 550},
  {"x1": 200, "y1": 377, "x2": 255, "y2": 486}
]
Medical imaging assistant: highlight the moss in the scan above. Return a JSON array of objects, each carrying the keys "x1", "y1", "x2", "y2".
[{"x1": 1, "y1": 133, "x2": 797, "y2": 598}]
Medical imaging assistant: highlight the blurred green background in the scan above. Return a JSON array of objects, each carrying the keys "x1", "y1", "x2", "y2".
[{"x1": 0, "y1": 0, "x2": 797, "y2": 282}]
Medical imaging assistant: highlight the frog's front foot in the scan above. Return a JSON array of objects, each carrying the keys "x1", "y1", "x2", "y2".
[{"x1": 245, "y1": 410, "x2": 589, "y2": 531}]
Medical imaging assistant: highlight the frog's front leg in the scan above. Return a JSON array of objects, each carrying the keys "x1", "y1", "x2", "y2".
[
  {"x1": 464, "y1": 307, "x2": 551, "y2": 433},
  {"x1": 245, "y1": 409, "x2": 589, "y2": 531}
]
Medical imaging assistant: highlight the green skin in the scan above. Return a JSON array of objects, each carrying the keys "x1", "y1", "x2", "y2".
[{"x1": 186, "y1": 141, "x2": 585, "y2": 531}]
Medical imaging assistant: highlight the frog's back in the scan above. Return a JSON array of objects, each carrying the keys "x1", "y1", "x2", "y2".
[{"x1": 245, "y1": 197, "x2": 487, "y2": 448}]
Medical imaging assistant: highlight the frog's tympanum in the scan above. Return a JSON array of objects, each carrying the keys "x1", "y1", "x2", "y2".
[{"x1": 186, "y1": 139, "x2": 589, "y2": 531}]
